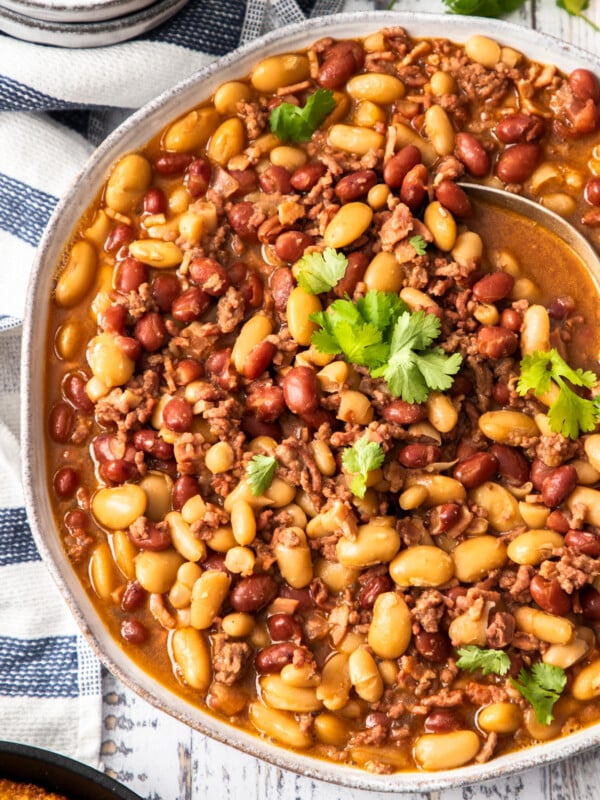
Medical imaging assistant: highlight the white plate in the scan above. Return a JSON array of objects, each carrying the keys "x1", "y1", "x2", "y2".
[
  {"x1": 0, "y1": 0, "x2": 157, "y2": 24},
  {"x1": 21, "y1": 10, "x2": 600, "y2": 794},
  {"x1": 0, "y1": 0, "x2": 188, "y2": 47}
]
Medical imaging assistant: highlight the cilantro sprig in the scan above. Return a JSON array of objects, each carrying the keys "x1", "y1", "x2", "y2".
[
  {"x1": 295, "y1": 248, "x2": 348, "y2": 295},
  {"x1": 269, "y1": 89, "x2": 336, "y2": 143},
  {"x1": 511, "y1": 663, "x2": 567, "y2": 725},
  {"x1": 409, "y1": 234, "x2": 428, "y2": 256},
  {"x1": 456, "y1": 645, "x2": 511, "y2": 676},
  {"x1": 517, "y1": 348, "x2": 600, "y2": 439},
  {"x1": 342, "y1": 435, "x2": 385, "y2": 499},
  {"x1": 246, "y1": 454, "x2": 278, "y2": 496},
  {"x1": 311, "y1": 289, "x2": 462, "y2": 403}
]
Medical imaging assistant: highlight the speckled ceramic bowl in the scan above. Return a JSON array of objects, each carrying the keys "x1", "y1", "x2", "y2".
[{"x1": 21, "y1": 11, "x2": 600, "y2": 793}]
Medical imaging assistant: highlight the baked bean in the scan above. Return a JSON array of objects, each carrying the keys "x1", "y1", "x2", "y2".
[
  {"x1": 414, "y1": 730, "x2": 480, "y2": 771},
  {"x1": 171, "y1": 627, "x2": 212, "y2": 692},
  {"x1": 424, "y1": 201, "x2": 456, "y2": 251},
  {"x1": 367, "y1": 591, "x2": 412, "y2": 659},
  {"x1": 249, "y1": 702, "x2": 312, "y2": 749},
  {"x1": 55, "y1": 240, "x2": 97, "y2": 308},
  {"x1": 452, "y1": 535, "x2": 507, "y2": 583},
  {"x1": 478, "y1": 703, "x2": 521, "y2": 735},
  {"x1": 424, "y1": 104, "x2": 455, "y2": 156},
  {"x1": 514, "y1": 606, "x2": 573, "y2": 645},
  {"x1": 347, "y1": 72, "x2": 405, "y2": 104},
  {"x1": 495, "y1": 143, "x2": 542, "y2": 184},
  {"x1": 286, "y1": 286, "x2": 321, "y2": 345},
  {"x1": 479, "y1": 410, "x2": 540, "y2": 443},
  {"x1": 508, "y1": 529, "x2": 565, "y2": 566},
  {"x1": 363, "y1": 252, "x2": 403, "y2": 293},
  {"x1": 477, "y1": 326, "x2": 518, "y2": 358},
  {"x1": 334, "y1": 169, "x2": 377, "y2": 202},
  {"x1": 453, "y1": 451, "x2": 498, "y2": 489},
  {"x1": 465, "y1": 34, "x2": 500, "y2": 67},
  {"x1": 389, "y1": 546, "x2": 454, "y2": 588},
  {"x1": 454, "y1": 132, "x2": 490, "y2": 177},
  {"x1": 435, "y1": 180, "x2": 471, "y2": 217},
  {"x1": 105, "y1": 153, "x2": 152, "y2": 213},
  {"x1": 327, "y1": 124, "x2": 385, "y2": 156},
  {"x1": 323, "y1": 202, "x2": 373, "y2": 248},
  {"x1": 529, "y1": 575, "x2": 572, "y2": 616},
  {"x1": 567, "y1": 487, "x2": 600, "y2": 527},
  {"x1": 348, "y1": 648, "x2": 384, "y2": 703},
  {"x1": 231, "y1": 313, "x2": 273, "y2": 374},
  {"x1": 337, "y1": 520, "x2": 400, "y2": 569}
]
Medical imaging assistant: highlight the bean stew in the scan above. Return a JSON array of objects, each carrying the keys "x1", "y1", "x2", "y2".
[{"x1": 45, "y1": 26, "x2": 600, "y2": 774}]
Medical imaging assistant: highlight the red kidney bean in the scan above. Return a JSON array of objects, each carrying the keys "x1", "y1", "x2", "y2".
[
  {"x1": 49, "y1": 402, "x2": 75, "y2": 443},
  {"x1": 175, "y1": 358, "x2": 204, "y2": 385},
  {"x1": 100, "y1": 458, "x2": 138, "y2": 483},
  {"x1": 531, "y1": 458, "x2": 555, "y2": 491},
  {"x1": 100, "y1": 304, "x2": 127, "y2": 334},
  {"x1": 172, "y1": 475, "x2": 200, "y2": 511},
  {"x1": 52, "y1": 467, "x2": 79, "y2": 499},
  {"x1": 255, "y1": 642, "x2": 297, "y2": 674},
  {"x1": 189, "y1": 257, "x2": 230, "y2": 296},
  {"x1": 127, "y1": 520, "x2": 171, "y2": 551},
  {"x1": 121, "y1": 619, "x2": 148, "y2": 644},
  {"x1": 143, "y1": 187, "x2": 166, "y2": 215},
  {"x1": 476, "y1": 326, "x2": 518, "y2": 358},
  {"x1": 424, "y1": 709, "x2": 460, "y2": 733},
  {"x1": 415, "y1": 631, "x2": 452, "y2": 664},
  {"x1": 547, "y1": 295, "x2": 576, "y2": 320},
  {"x1": 454, "y1": 132, "x2": 490, "y2": 177},
  {"x1": 435, "y1": 180, "x2": 471, "y2": 217},
  {"x1": 282, "y1": 366, "x2": 319, "y2": 415},
  {"x1": 259, "y1": 165, "x2": 292, "y2": 195},
  {"x1": 584, "y1": 177, "x2": 600, "y2": 206},
  {"x1": 570, "y1": 98, "x2": 600, "y2": 133},
  {"x1": 121, "y1": 581, "x2": 146, "y2": 612},
  {"x1": 495, "y1": 143, "x2": 541, "y2": 184},
  {"x1": 93, "y1": 433, "x2": 128, "y2": 464},
  {"x1": 62, "y1": 372, "x2": 94, "y2": 413},
  {"x1": 291, "y1": 161, "x2": 326, "y2": 193},
  {"x1": 569, "y1": 68, "x2": 600, "y2": 103},
  {"x1": 65, "y1": 509, "x2": 89, "y2": 531},
  {"x1": 171, "y1": 287, "x2": 211, "y2": 322},
  {"x1": 365, "y1": 712, "x2": 390, "y2": 729},
  {"x1": 565, "y1": 529, "x2": 600, "y2": 556},
  {"x1": 274, "y1": 231, "x2": 313, "y2": 263},
  {"x1": 245, "y1": 383, "x2": 285, "y2": 423},
  {"x1": 133, "y1": 429, "x2": 174, "y2": 460},
  {"x1": 333, "y1": 250, "x2": 368, "y2": 298},
  {"x1": 318, "y1": 41, "x2": 364, "y2": 89},
  {"x1": 400, "y1": 163, "x2": 428, "y2": 210},
  {"x1": 472, "y1": 272, "x2": 514, "y2": 304},
  {"x1": 429, "y1": 502, "x2": 462, "y2": 534},
  {"x1": 383, "y1": 145, "x2": 421, "y2": 189},
  {"x1": 241, "y1": 415, "x2": 282, "y2": 440},
  {"x1": 580, "y1": 585, "x2": 600, "y2": 620},
  {"x1": 382, "y1": 399, "x2": 427, "y2": 425},
  {"x1": 529, "y1": 575, "x2": 572, "y2": 616},
  {"x1": 243, "y1": 342, "x2": 277, "y2": 381},
  {"x1": 162, "y1": 397, "x2": 193, "y2": 432},
  {"x1": 267, "y1": 613, "x2": 303, "y2": 642},
  {"x1": 186, "y1": 157, "x2": 211, "y2": 197},
  {"x1": 334, "y1": 169, "x2": 378, "y2": 202},
  {"x1": 115, "y1": 335, "x2": 141, "y2": 362},
  {"x1": 495, "y1": 113, "x2": 546, "y2": 144},
  {"x1": 492, "y1": 382, "x2": 510, "y2": 406},
  {"x1": 228, "y1": 201, "x2": 261, "y2": 241},
  {"x1": 449, "y1": 374, "x2": 474, "y2": 397},
  {"x1": 230, "y1": 574, "x2": 278, "y2": 613},
  {"x1": 398, "y1": 443, "x2": 442, "y2": 469},
  {"x1": 134, "y1": 312, "x2": 167, "y2": 352},
  {"x1": 151, "y1": 273, "x2": 180, "y2": 313},
  {"x1": 541, "y1": 464, "x2": 578, "y2": 508},
  {"x1": 453, "y1": 451, "x2": 498, "y2": 489},
  {"x1": 105, "y1": 223, "x2": 134, "y2": 252},
  {"x1": 155, "y1": 152, "x2": 193, "y2": 175},
  {"x1": 500, "y1": 307, "x2": 522, "y2": 332},
  {"x1": 115, "y1": 256, "x2": 148, "y2": 293},
  {"x1": 489, "y1": 443, "x2": 530, "y2": 486},
  {"x1": 206, "y1": 348, "x2": 231, "y2": 378},
  {"x1": 270, "y1": 267, "x2": 296, "y2": 311},
  {"x1": 228, "y1": 167, "x2": 258, "y2": 197},
  {"x1": 279, "y1": 584, "x2": 313, "y2": 613},
  {"x1": 546, "y1": 509, "x2": 571, "y2": 533},
  {"x1": 240, "y1": 271, "x2": 263, "y2": 309},
  {"x1": 357, "y1": 575, "x2": 393, "y2": 609}
]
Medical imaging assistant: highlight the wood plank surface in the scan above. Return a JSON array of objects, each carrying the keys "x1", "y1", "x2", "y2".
[{"x1": 100, "y1": 2, "x2": 600, "y2": 798}]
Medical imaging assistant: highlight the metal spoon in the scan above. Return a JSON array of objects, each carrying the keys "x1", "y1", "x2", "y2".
[{"x1": 459, "y1": 182, "x2": 600, "y2": 288}]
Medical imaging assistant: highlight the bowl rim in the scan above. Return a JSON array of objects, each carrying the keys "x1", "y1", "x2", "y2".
[{"x1": 20, "y1": 9, "x2": 600, "y2": 793}]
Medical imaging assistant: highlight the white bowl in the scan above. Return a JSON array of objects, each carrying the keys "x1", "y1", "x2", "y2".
[{"x1": 21, "y1": 10, "x2": 600, "y2": 793}]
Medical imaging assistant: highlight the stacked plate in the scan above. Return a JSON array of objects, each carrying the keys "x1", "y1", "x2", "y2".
[{"x1": 0, "y1": 0, "x2": 188, "y2": 47}]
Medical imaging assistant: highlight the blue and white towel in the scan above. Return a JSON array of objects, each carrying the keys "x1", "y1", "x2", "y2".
[{"x1": 0, "y1": 0, "x2": 351, "y2": 769}]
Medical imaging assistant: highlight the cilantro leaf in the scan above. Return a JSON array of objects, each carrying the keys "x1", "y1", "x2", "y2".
[
  {"x1": 511, "y1": 663, "x2": 567, "y2": 725},
  {"x1": 269, "y1": 89, "x2": 336, "y2": 143},
  {"x1": 517, "y1": 349, "x2": 600, "y2": 439},
  {"x1": 442, "y1": 0, "x2": 527, "y2": 15},
  {"x1": 342, "y1": 436, "x2": 385, "y2": 499},
  {"x1": 246, "y1": 454, "x2": 278, "y2": 496},
  {"x1": 371, "y1": 311, "x2": 462, "y2": 403},
  {"x1": 557, "y1": 0, "x2": 600, "y2": 32},
  {"x1": 295, "y1": 248, "x2": 348, "y2": 295},
  {"x1": 409, "y1": 234, "x2": 428, "y2": 256},
  {"x1": 456, "y1": 645, "x2": 511, "y2": 677},
  {"x1": 356, "y1": 290, "x2": 408, "y2": 335}
]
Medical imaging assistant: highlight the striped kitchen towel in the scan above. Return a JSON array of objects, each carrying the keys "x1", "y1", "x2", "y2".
[{"x1": 0, "y1": 0, "x2": 344, "y2": 769}]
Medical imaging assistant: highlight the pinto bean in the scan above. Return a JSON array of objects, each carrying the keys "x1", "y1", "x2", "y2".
[
  {"x1": 529, "y1": 575, "x2": 571, "y2": 616},
  {"x1": 489, "y1": 444, "x2": 530, "y2": 486},
  {"x1": 495, "y1": 113, "x2": 546, "y2": 144},
  {"x1": 453, "y1": 452, "x2": 498, "y2": 489},
  {"x1": 383, "y1": 145, "x2": 421, "y2": 188},
  {"x1": 472, "y1": 272, "x2": 514, "y2": 304},
  {"x1": 495, "y1": 143, "x2": 541, "y2": 184},
  {"x1": 476, "y1": 326, "x2": 518, "y2": 358},
  {"x1": 230, "y1": 574, "x2": 278, "y2": 612},
  {"x1": 541, "y1": 465, "x2": 578, "y2": 508},
  {"x1": 454, "y1": 132, "x2": 490, "y2": 177},
  {"x1": 283, "y1": 366, "x2": 319, "y2": 415},
  {"x1": 435, "y1": 180, "x2": 471, "y2": 217}
]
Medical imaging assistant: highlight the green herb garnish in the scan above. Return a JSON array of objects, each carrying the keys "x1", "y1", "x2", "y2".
[
  {"x1": 246, "y1": 454, "x2": 278, "y2": 496},
  {"x1": 517, "y1": 348, "x2": 600, "y2": 440},
  {"x1": 456, "y1": 645, "x2": 511, "y2": 676},
  {"x1": 409, "y1": 234, "x2": 428, "y2": 256},
  {"x1": 442, "y1": 0, "x2": 526, "y2": 15},
  {"x1": 269, "y1": 89, "x2": 336, "y2": 143},
  {"x1": 511, "y1": 663, "x2": 567, "y2": 725},
  {"x1": 341, "y1": 435, "x2": 385, "y2": 499},
  {"x1": 295, "y1": 247, "x2": 348, "y2": 295},
  {"x1": 557, "y1": 0, "x2": 600, "y2": 33}
]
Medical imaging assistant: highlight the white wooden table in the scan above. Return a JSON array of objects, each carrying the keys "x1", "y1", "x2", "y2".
[{"x1": 100, "y1": 2, "x2": 600, "y2": 798}]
